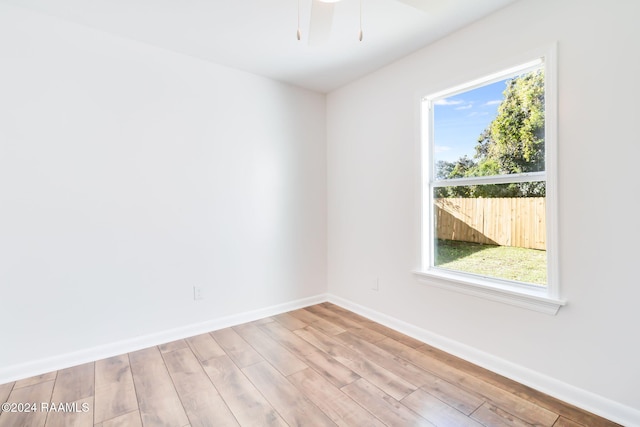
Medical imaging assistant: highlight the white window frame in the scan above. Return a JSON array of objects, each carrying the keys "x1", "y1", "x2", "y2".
[{"x1": 413, "y1": 44, "x2": 565, "y2": 315}]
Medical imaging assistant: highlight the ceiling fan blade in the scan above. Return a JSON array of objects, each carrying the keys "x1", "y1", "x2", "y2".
[
  {"x1": 308, "y1": 0, "x2": 335, "y2": 46},
  {"x1": 394, "y1": 0, "x2": 442, "y2": 14}
]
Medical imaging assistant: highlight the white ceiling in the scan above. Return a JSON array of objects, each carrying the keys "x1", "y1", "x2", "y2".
[{"x1": 3, "y1": 0, "x2": 521, "y2": 93}]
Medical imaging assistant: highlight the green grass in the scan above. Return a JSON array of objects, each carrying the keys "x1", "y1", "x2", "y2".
[{"x1": 435, "y1": 239, "x2": 547, "y2": 285}]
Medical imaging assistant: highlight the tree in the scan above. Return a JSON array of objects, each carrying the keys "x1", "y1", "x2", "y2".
[
  {"x1": 483, "y1": 69, "x2": 545, "y2": 175},
  {"x1": 437, "y1": 70, "x2": 546, "y2": 198},
  {"x1": 435, "y1": 156, "x2": 476, "y2": 197}
]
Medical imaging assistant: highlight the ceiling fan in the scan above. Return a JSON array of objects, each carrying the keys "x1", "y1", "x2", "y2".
[{"x1": 300, "y1": 0, "x2": 439, "y2": 45}]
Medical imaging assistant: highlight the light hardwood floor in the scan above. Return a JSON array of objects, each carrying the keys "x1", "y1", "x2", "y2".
[{"x1": 0, "y1": 303, "x2": 619, "y2": 427}]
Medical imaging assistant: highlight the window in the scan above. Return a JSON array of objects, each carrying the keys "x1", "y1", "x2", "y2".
[{"x1": 414, "y1": 46, "x2": 565, "y2": 314}]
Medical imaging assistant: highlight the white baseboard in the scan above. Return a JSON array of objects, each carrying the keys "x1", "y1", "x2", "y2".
[
  {"x1": 327, "y1": 294, "x2": 640, "y2": 427},
  {"x1": 0, "y1": 293, "x2": 328, "y2": 385}
]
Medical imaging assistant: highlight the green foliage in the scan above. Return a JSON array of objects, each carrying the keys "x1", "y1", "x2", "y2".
[
  {"x1": 435, "y1": 156, "x2": 476, "y2": 197},
  {"x1": 435, "y1": 69, "x2": 546, "y2": 198},
  {"x1": 485, "y1": 69, "x2": 545, "y2": 175}
]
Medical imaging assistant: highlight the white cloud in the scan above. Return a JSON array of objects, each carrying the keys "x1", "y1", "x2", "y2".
[
  {"x1": 434, "y1": 99, "x2": 464, "y2": 106},
  {"x1": 468, "y1": 112, "x2": 489, "y2": 117},
  {"x1": 455, "y1": 104, "x2": 473, "y2": 110},
  {"x1": 484, "y1": 100, "x2": 502, "y2": 106}
]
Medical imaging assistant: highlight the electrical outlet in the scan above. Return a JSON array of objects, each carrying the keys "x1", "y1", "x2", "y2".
[
  {"x1": 193, "y1": 286, "x2": 204, "y2": 300},
  {"x1": 371, "y1": 278, "x2": 379, "y2": 291}
]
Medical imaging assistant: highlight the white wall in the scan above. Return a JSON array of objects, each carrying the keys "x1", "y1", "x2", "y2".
[
  {"x1": 3, "y1": 0, "x2": 639, "y2": 421},
  {"x1": 327, "y1": 0, "x2": 640, "y2": 420},
  {"x1": 0, "y1": 3, "x2": 326, "y2": 375}
]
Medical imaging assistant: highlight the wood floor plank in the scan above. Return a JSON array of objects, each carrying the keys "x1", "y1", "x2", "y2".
[
  {"x1": 0, "y1": 380, "x2": 54, "y2": 427},
  {"x1": 158, "y1": 339, "x2": 188, "y2": 354},
  {"x1": 50, "y1": 362, "x2": 94, "y2": 403},
  {"x1": 334, "y1": 330, "x2": 431, "y2": 386},
  {"x1": 288, "y1": 368, "x2": 385, "y2": 427},
  {"x1": 287, "y1": 308, "x2": 326, "y2": 325},
  {"x1": 185, "y1": 333, "x2": 225, "y2": 363},
  {"x1": 553, "y1": 416, "x2": 586, "y2": 427},
  {"x1": 314, "y1": 305, "x2": 389, "y2": 343},
  {"x1": 13, "y1": 372, "x2": 56, "y2": 390},
  {"x1": 94, "y1": 354, "x2": 138, "y2": 425},
  {"x1": 308, "y1": 317, "x2": 347, "y2": 336},
  {"x1": 402, "y1": 387, "x2": 485, "y2": 427},
  {"x1": 272, "y1": 312, "x2": 308, "y2": 331},
  {"x1": 415, "y1": 344, "x2": 618, "y2": 427},
  {"x1": 334, "y1": 330, "x2": 485, "y2": 414},
  {"x1": 201, "y1": 355, "x2": 287, "y2": 427},
  {"x1": 541, "y1": 398, "x2": 612, "y2": 427},
  {"x1": 319, "y1": 303, "x2": 425, "y2": 348},
  {"x1": 259, "y1": 321, "x2": 360, "y2": 387},
  {"x1": 318, "y1": 303, "x2": 371, "y2": 321},
  {"x1": 0, "y1": 382, "x2": 13, "y2": 404},
  {"x1": 43, "y1": 396, "x2": 93, "y2": 427},
  {"x1": 210, "y1": 327, "x2": 263, "y2": 368},
  {"x1": 163, "y1": 347, "x2": 239, "y2": 427},
  {"x1": 344, "y1": 326, "x2": 387, "y2": 343},
  {"x1": 362, "y1": 321, "x2": 426, "y2": 349},
  {"x1": 241, "y1": 361, "x2": 336, "y2": 427},
  {"x1": 233, "y1": 323, "x2": 307, "y2": 376},
  {"x1": 375, "y1": 337, "x2": 559, "y2": 426},
  {"x1": 250, "y1": 317, "x2": 275, "y2": 325},
  {"x1": 129, "y1": 347, "x2": 189, "y2": 427},
  {"x1": 97, "y1": 410, "x2": 142, "y2": 427},
  {"x1": 418, "y1": 379, "x2": 488, "y2": 417},
  {"x1": 341, "y1": 378, "x2": 434, "y2": 427},
  {"x1": 471, "y1": 402, "x2": 537, "y2": 427},
  {"x1": 295, "y1": 326, "x2": 416, "y2": 400},
  {"x1": 259, "y1": 322, "x2": 327, "y2": 358},
  {"x1": 305, "y1": 305, "x2": 363, "y2": 330},
  {"x1": 297, "y1": 308, "x2": 347, "y2": 335}
]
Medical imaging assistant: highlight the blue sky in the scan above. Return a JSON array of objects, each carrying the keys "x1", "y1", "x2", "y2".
[{"x1": 433, "y1": 78, "x2": 508, "y2": 163}]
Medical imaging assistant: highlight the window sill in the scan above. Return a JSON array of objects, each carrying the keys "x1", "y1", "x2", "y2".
[{"x1": 412, "y1": 269, "x2": 566, "y2": 315}]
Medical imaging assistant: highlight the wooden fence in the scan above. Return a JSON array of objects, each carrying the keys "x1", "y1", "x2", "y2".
[{"x1": 435, "y1": 197, "x2": 546, "y2": 250}]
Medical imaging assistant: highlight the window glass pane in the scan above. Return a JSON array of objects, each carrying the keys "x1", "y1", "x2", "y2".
[
  {"x1": 433, "y1": 183, "x2": 547, "y2": 286},
  {"x1": 433, "y1": 69, "x2": 545, "y2": 180}
]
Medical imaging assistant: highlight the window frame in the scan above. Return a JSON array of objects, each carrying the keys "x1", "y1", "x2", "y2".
[{"x1": 413, "y1": 44, "x2": 565, "y2": 315}]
